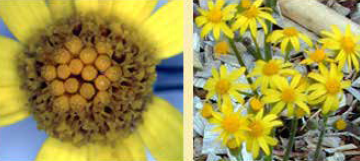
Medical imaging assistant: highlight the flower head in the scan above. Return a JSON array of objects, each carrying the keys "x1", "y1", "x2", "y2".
[
  {"x1": 334, "y1": 118, "x2": 347, "y2": 130},
  {"x1": 248, "y1": 59, "x2": 297, "y2": 91},
  {"x1": 196, "y1": 0, "x2": 237, "y2": 40},
  {"x1": 245, "y1": 110, "x2": 282, "y2": 158},
  {"x1": 262, "y1": 75, "x2": 310, "y2": 117},
  {"x1": 214, "y1": 41, "x2": 230, "y2": 57},
  {"x1": 320, "y1": 25, "x2": 360, "y2": 71},
  {"x1": 202, "y1": 102, "x2": 214, "y2": 118},
  {"x1": 267, "y1": 27, "x2": 313, "y2": 54},
  {"x1": 249, "y1": 96, "x2": 264, "y2": 112},
  {"x1": 308, "y1": 64, "x2": 351, "y2": 114},
  {"x1": 232, "y1": 0, "x2": 276, "y2": 37},
  {"x1": 211, "y1": 104, "x2": 249, "y2": 146},
  {"x1": 204, "y1": 65, "x2": 250, "y2": 106},
  {"x1": 301, "y1": 45, "x2": 331, "y2": 65}
]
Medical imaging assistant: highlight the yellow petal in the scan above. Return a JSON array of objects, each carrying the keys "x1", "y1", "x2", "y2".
[
  {"x1": 0, "y1": 36, "x2": 23, "y2": 87},
  {"x1": 36, "y1": 137, "x2": 88, "y2": 161},
  {"x1": 0, "y1": 86, "x2": 28, "y2": 116},
  {"x1": 0, "y1": 110, "x2": 29, "y2": 127},
  {"x1": 49, "y1": 0, "x2": 74, "y2": 21},
  {"x1": 112, "y1": 0, "x2": 158, "y2": 24},
  {"x1": 75, "y1": 0, "x2": 98, "y2": 15},
  {"x1": 137, "y1": 96, "x2": 183, "y2": 161},
  {"x1": 0, "y1": 0, "x2": 52, "y2": 43},
  {"x1": 141, "y1": 0, "x2": 184, "y2": 60},
  {"x1": 98, "y1": 0, "x2": 113, "y2": 17}
]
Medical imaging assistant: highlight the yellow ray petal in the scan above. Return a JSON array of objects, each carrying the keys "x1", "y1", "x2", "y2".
[
  {"x1": 0, "y1": 0, "x2": 52, "y2": 43},
  {"x1": 48, "y1": 0, "x2": 74, "y2": 21},
  {"x1": 0, "y1": 36, "x2": 23, "y2": 87},
  {"x1": 75, "y1": 0, "x2": 98, "y2": 15},
  {"x1": 98, "y1": 0, "x2": 113, "y2": 17},
  {"x1": 0, "y1": 86, "x2": 28, "y2": 116},
  {"x1": 0, "y1": 110, "x2": 29, "y2": 127},
  {"x1": 36, "y1": 137, "x2": 88, "y2": 161},
  {"x1": 141, "y1": 0, "x2": 184, "y2": 60},
  {"x1": 112, "y1": 0, "x2": 158, "y2": 24},
  {"x1": 119, "y1": 133, "x2": 147, "y2": 160},
  {"x1": 137, "y1": 96, "x2": 183, "y2": 161}
]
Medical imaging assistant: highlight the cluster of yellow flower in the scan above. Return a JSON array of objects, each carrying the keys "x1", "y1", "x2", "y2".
[{"x1": 196, "y1": 0, "x2": 356, "y2": 159}]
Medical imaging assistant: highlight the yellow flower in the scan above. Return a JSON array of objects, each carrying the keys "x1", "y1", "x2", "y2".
[
  {"x1": 214, "y1": 41, "x2": 230, "y2": 57},
  {"x1": 202, "y1": 102, "x2": 214, "y2": 118},
  {"x1": 227, "y1": 138, "x2": 240, "y2": 149},
  {"x1": 301, "y1": 45, "x2": 331, "y2": 65},
  {"x1": 267, "y1": 27, "x2": 313, "y2": 54},
  {"x1": 262, "y1": 75, "x2": 310, "y2": 117},
  {"x1": 248, "y1": 59, "x2": 297, "y2": 91},
  {"x1": 245, "y1": 110, "x2": 282, "y2": 158},
  {"x1": 211, "y1": 104, "x2": 249, "y2": 146},
  {"x1": 295, "y1": 108, "x2": 307, "y2": 118},
  {"x1": 0, "y1": 0, "x2": 183, "y2": 160},
  {"x1": 320, "y1": 25, "x2": 360, "y2": 71},
  {"x1": 232, "y1": 0, "x2": 277, "y2": 38},
  {"x1": 334, "y1": 118, "x2": 347, "y2": 130},
  {"x1": 307, "y1": 64, "x2": 351, "y2": 114},
  {"x1": 196, "y1": 0, "x2": 237, "y2": 40},
  {"x1": 204, "y1": 65, "x2": 250, "y2": 106},
  {"x1": 249, "y1": 96, "x2": 264, "y2": 112}
]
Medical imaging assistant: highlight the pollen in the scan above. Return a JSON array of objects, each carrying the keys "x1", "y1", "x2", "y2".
[
  {"x1": 65, "y1": 36, "x2": 83, "y2": 55},
  {"x1": 214, "y1": 41, "x2": 229, "y2": 56},
  {"x1": 95, "y1": 55, "x2": 111, "y2": 72},
  {"x1": 105, "y1": 66, "x2": 122, "y2": 82},
  {"x1": 325, "y1": 78, "x2": 341, "y2": 95},
  {"x1": 262, "y1": 61, "x2": 280, "y2": 76},
  {"x1": 57, "y1": 65, "x2": 71, "y2": 80},
  {"x1": 281, "y1": 88, "x2": 296, "y2": 103},
  {"x1": 283, "y1": 27, "x2": 299, "y2": 37},
  {"x1": 201, "y1": 103, "x2": 213, "y2": 118},
  {"x1": 54, "y1": 48, "x2": 72, "y2": 64},
  {"x1": 41, "y1": 65, "x2": 57, "y2": 81},
  {"x1": 82, "y1": 65, "x2": 98, "y2": 81},
  {"x1": 53, "y1": 95, "x2": 70, "y2": 112},
  {"x1": 208, "y1": 9, "x2": 223, "y2": 23},
  {"x1": 69, "y1": 59, "x2": 84, "y2": 75},
  {"x1": 50, "y1": 80, "x2": 65, "y2": 96},
  {"x1": 96, "y1": 41, "x2": 113, "y2": 55},
  {"x1": 69, "y1": 94, "x2": 87, "y2": 110},
  {"x1": 80, "y1": 47, "x2": 98, "y2": 65},
  {"x1": 94, "y1": 91, "x2": 111, "y2": 105},
  {"x1": 95, "y1": 75, "x2": 110, "y2": 91},
  {"x1": 80, "y1": 83, "x2": 95, "y2": 100},
  {"x1": 249, "y1": 121, "x2": 264, "y2": 137},
  {"x1": 64, "y1": 78, "x2": 79, "y2": 94},
  {"x1": 309, "y1": 48, "x2": 326, "y2": 62},
  {"x1": 249, "y1": 97, "x2": 263, "y2": 112},
  {"x1": 341, "y1": 36, "x2": 355, "y2": 53},
  {"x1": 215, "y1": 79, "x2": 231, "y2": 95},
  {"x1": 334, "y1": 118, "x2": 347, "y2": 130},
  {"x1": 222, "y1": 114, "x2": 241, "y2": 133}
]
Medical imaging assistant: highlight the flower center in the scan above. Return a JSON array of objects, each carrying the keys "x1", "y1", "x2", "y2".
[
  {"x1": 214, "y1": 41, "x2": 230, "y2": 55},
  {"x1": 241, "y1": 0, "x2": 252, "y2": 8},
  {"x1": 244, "y1": 6, "x2": 259, "y2": 18},
  {"x1": 249, "y1": 121, "x2": 264, "y2": 137},
  {"x1": 341, "y1": 36, "x2": 356, "y2": 53},
  {"x1": 262, "y1": 61, "x2": 280, "y2": 76},
  {"x1": 309, "y1": 48, "x2": 326, "y2": 62},
  {"x1": 325, "y1": 78, "x2": 341, "y2": 95},
  {"x1": 215, "y1": 79, "x2": 231, "y2": 95},
  {"x1": 283, "y1": 27, "x2": 299, "y2": 37},
  {"x1": 19, "y1": 15, "x2": 158, "y2": 144},
  {"x1": 222, "y1": 114, "x2": 241, "y2": 133},
  {"x1": 249, "y1": 97, "x2": 263, "y2": 112},
  {"x1": 281, "y1": 88, "x2": 296, "y2": 103},
  {"x1": 208, "y1": 9, "x2": 223, "y2": 23}
]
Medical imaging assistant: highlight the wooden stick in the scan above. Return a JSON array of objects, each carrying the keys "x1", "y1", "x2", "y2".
[{"x1": 278, "y1": 0, "x2": 360, "y2": 35}]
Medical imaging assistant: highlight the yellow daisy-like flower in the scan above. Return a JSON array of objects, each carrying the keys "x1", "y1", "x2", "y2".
[
  {"x1": 204, "y1": 65, "x2": 250, "y2": 106},
  {"x1": 320, "y1": 25, "x2": 360, "y2": 71},
  {"x1": 334, "y1": 118, "x2": 347, "y2": 131},
  {"x1": 214, "y1": 41, "x2": 230, "y2": 57},
  {"x1": 195, "y1": 0, "x2": 237, "y2": 40},
  {"x1": 232, "y1": 0, "x2": 277, "y2": 38},
  {"x1": 248, "y1": 96, "x2": 264, "y2": 112},
  {"x1": 0, "y1": 0, "x2": 183, "y2": 160},
  {"x1": 211, "y1": 104, "x2": 249, "y2": 146},
  {"x1": 267, "y1": 27, "x2": 313, "y2": 54},
  {"x1": 301, "y1": 45, "x2": 332, "y2": 65},
  {"x1": 248, "y1": 59, "x2": 297, "y2": 91},
  {"x1": 262, "y1": 75, "x2": 310, "y2": 117},
  {"x1": 202, "y1": 102, "x2": 214, "y2": 118},
  {"x1": 308, "y1": 64, "x2": 351, "y2": 114},
  {"x1": 245, "y1": 110, "x2": 283, "y2": 158}
]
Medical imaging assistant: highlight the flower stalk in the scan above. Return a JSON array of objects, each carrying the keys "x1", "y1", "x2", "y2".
[
  {"x1": 283, "y1": 116, "x2": 298, "y2": 161},
  {"x1": 314, "y1": 114, "x2": 328, "y2": 161},
  {"x1": 251, "y1": 34, "x2": 263, "y2": 60}
]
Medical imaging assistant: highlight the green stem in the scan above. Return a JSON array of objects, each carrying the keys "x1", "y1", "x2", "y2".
[
  {"x1": 285, "y1": 52, "x2": 290, "y2": 62},
  {"x1": 283, "y1": 116, "x2": 298, "y2": 161},
  {"x1": 250, "y1": 34, "x2": 263, "y2": 60},
  {"x1": 230, "y1": 147, "x2": 243, "y2": 161},
  {"x1": 228, "y1": 38, "x2": 258, "y2": 96},
  {"x1": 264, "y1": 0, "x2": 277, "y2": 61},
  {"x1": 314, "y1": 115, "x2": 328, "y2": 161}
]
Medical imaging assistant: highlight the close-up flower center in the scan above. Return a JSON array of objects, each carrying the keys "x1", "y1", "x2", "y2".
[
  {"x1": 19, "y1": 15, "x2": 158, "y2": 144},
  {"x1": 262, "y1": 61, "x2": 280, "y2": 76},
  {"x1": 245, "y1": 7, "x2": 259, "y2": 18},
  {"x1": 341, "y1": 36, "x2": 356, "y2": 53},
  {"x1": 214, "y1": 41, "x2": 230, "y2": 55},
  {"x1": 249, "y1": 97, "x2": 263, "y2": 112},
  {"x1": 215, "y1": 79, "x2": 231, "y2": 95},
  {"x1": 281, "y1": 88, "x2": 296, "y2": 103},
  {"x1": 208, "y1": 9, "x2": 223, "y2": 23},
  {"x1": 249, "y1": 121, "x2": 264, "y2": 137},
  {"x1": 325, "y1": 78, "x2": 341, "y2": 95},
  {"x1": 283, "y1": 27, "x2": 299, "y2": 37},
  {"x1": 309, "y1": 48, "x2": 326, "y2": 62},
  {"x1": 222, "y1": 114, "x2": 241, "y2": 133}
]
